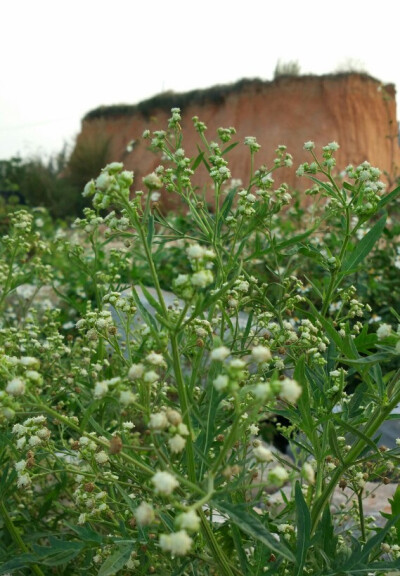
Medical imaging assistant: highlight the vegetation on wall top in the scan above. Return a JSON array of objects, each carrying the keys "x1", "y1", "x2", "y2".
[{"x1": 83, "y1": 72, "x2": 385, "y2": 122}]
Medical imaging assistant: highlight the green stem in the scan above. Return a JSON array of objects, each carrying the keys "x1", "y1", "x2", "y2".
[
  {"x1": 198, "y1": 509, "x2": 236, "y2": 576},
  {"x1": 211, "y1": 395, "x2": 241, "y2": 475},
  {"x1": 357, "y1": 490, "x2": 366, "y2": 543},
  {"x1": 0, "y1": 501, "x2": 45, "y2": 576},
  {"x1": 321, "y1": 204, "x2": 351, "y2": 317},
  {"x1": 170, "y1": 333, "x2": 196, "y2": 484},
  {"x1": 310, "y1": 386, "x2": 400, "y2": 532}
]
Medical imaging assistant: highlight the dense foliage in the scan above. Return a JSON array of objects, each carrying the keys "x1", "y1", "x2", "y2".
[{"x1": 0, "y1": 109, "x2": 400, "y2": 575}]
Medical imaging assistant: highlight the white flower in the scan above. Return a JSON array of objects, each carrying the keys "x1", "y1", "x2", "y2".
[
  {"x1": 94, "y1": 381, "x2": 109, "y2": 399},
  {"x1": 119, "y1": 390, "x2": 136, "y2": 406},
  {"x1": 149, "y1": 412, "x2": 169, "y2": 431},
  {"x1": 15, "y1": 460, "x2": 26, "y2": 472},
  {"x1": 253, "y1": 445, "x2": 274, "y2": 463},
  {"x1": 94, "y1": 451, "x2": 109, "y2": 465},
  {"x1": 268, "y1": 465, "x2": 289, "y2": 485},
  {"x1": 249, "y1": 424, "x2": 259, "y2": 435},
  {"x1": 253, "y1": 382, "x2": 272, "y2": 401},
  {"x1": 174, "y1": 274, "x2": 189, "y2": 287},
  {"x1": 78, "y1": 513, "x2": 87, "y2": 525},
  {"x1": 168, "y1": 435, "x2": 186, "y2": 453},
  {"x1": 177, "y1": 423, "x2": 189, "y2": 436},
  {"x1": 251, "y1": 346, "x2": 272, "y2": 363},
  {"x1": 25, "y1": 370, "x2": 41, "y2": 382},
  {"x1": 280, "y1": 378, "x2": 302, "y2": 404},
  {"x1": 213, "y1": 374, "x2": 229, "y2": 392},
  {"x1": 186, "y1": 244, "x2": 206, "y2": 259},
  {"x1": 303, "y1": 141, "x2": 315, "y2": 151},
  {"x1": 229, "y1": 358, "x2": 245, "y2": 370},
  {"x1": 20, "y1": 356, "x2": 40, "y2": 368},
  {"x1": 17, "y1": 473, "x2": 31, "y2": 489},
  {"x1": 122, "y1": 421, "x2": 135, "y2": 430},
  {"x1": 176, "y1": 510, "x2": 200, "y2": 532},
  {"x1": 128, "y1": 363, "x2": 145, "y2": 380},
  {"x1": 377, "y1": 323, "x2": 392, "y2": 340},
  {"x1": 6, "y1": 377, "x2": 26, "y2": 396},
  {"x1": 146, "y1": 352, "x2": 166, "y2": 367},
  {"x1": 159, "y1": 530, "x2": 192, "y2": 556},
  {"x1": 16, "y1": 437, "x2": 27, "y2": 449},
  {"x1": 28, "y1": 435, "x2": 41, "y2": 447},
  {"x1": 151, "y1": 471, "x2": 179, "y2": 495},
  {"x1": 236, "y1": 280, "x2": 249, "y2": 292},
  {"x1": 12, "y1": 423, "x2": 27, "y2": 436},
  {"x1": 211, "y1": 346, "x2": 230, "y2": 361},
  {"x1": 143, "y1": 172, "x2": 163, "y2": 189},
  {"x1": 191, "y1": 270, "x2": 214, "y2": 288},
  {"x1": 134, "y1": 502, "x2": 155, "y2": 526},
  {"x1": 144, "y1": 370, "x2": 159, "y2": 384},
  {"x1": 302, "y1": 462, "x2": 315, "y2": 485}
]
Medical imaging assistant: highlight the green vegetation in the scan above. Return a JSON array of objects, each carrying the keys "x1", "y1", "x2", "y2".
[{"x1": 0, "y1": 109, "x2": 400, "y2": 575}]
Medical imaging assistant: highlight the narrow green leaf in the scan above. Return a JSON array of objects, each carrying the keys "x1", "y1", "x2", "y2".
[
  {"x1": 0, "y1": 555, "x2": 38, "y2": 574},
  {"x1": 213, "y1": 501, "x2": 295, "y2": 562},
  {"x1": 294, "y1": 481, "x2": 311, "y2": 576},
  {"x1": 377, "y1": 184, "x2": 400, "y2": 211},
  {"x1": 332, "y1": 415, "x2": 381, "y2": 456},
  {"x1": 221, "y1": 141, "x2": 239, "y2": 156},
  {"x1": 191, "y1": 151, "x2": 204, "y2": 171},
  {"x1": 97, "y1": 543, "x2": 132, "y2": 576},
  {"x1": 389, "y1": 485, "x2": 400, "y2": 541},
  {"x1": 341, "y1": 214, "x2": 386, "y2": 274},
  {"x1": 196, "y1": 144, "x2": 210, "y2": 171},
  {"x1": 139, "y1": 283, "x2": 164, "y2": 316},
  {"x1": 339, "y1": 351, "x2": 394, "y2": 366},
  {"x1": 275, "y1": 224, "x2": 320, "y2": 250},
  {"x1": 65, "y1": 522, "x2": 103, "y2": 544}
]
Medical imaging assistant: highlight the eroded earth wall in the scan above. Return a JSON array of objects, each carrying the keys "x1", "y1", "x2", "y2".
[{"x1": 75, "y1": 73, "x2": 400, "y2": 206}]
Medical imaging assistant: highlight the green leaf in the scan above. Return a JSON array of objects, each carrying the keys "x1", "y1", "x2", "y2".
[
  {"x1": 275, "y1": 224, "x2": 320, "y2": 250},
  {"x1": 191, "y1": 151, "x2": 204, "y2": 171},
  {"x1": 332, "y1": 415, "x2": 381, "y2": 456},
  {"x1": 311, "y1": 505, "x2": 337, "y2": 567},
  {"x1": 221, "y1": 141, "x2": 239, "y2": 156},
  {"x1": 32, "y1": 537, "x2": 84, "y2": 566},
  {"x1": 294, "y1": 481, "x2": 311, "y2": 576},
  {"x1": 337, "y1": 515, "x2": 400, "y2": 572},
  {"x1": 139, "y1": 283, "x2": 164, "y2": 316},
  {"x1": 341, "y1": 214, "x2": 386, "y2": 274},
  {"x1": 65, "y1": 522, "x2": 103, "y2": 544},
  {"x1": 97, "y1": 543, "x2": 132, "y2": 576},
  {"x1": 339, "y1": 351, "x2": 394, "y2": 366},
  {"x1": 213, "y1": 501, "x2": 295, "y2": 562},
  {"x1": 389, "y1": 485, "x2": 400, "y2": 541},
  {"x1": 377, "y1": 184, "x2": 400, "y2": 211},
  {"x1": 0, "y1": 555, "x2": 38, "y2": 574}
]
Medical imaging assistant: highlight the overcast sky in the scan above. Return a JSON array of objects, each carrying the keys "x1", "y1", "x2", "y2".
[{"x1": 1, "y1": 0, "x2": 398, "y2": 160}]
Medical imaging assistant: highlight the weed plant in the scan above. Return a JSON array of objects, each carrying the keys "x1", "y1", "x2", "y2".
[{"x1": 1, "y1": 109, "x2": 400, "y2": 575}]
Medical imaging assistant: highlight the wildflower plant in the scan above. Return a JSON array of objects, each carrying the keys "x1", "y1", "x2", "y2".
[{"x1": 0, "y1": 108, "x2": 400, "y2": 575}]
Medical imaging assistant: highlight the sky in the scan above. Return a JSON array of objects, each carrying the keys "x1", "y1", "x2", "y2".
[{"x1": 1, "y1": 0, "x2": 399, "y2": 161}]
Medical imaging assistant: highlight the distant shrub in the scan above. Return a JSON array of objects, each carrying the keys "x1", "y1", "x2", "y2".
[
  {"x1": 334, "y1": 57, "x2": 368, "y2": 74},
  {"x1": 273, "y1": 59, "x2": 301, "y2": 78}
]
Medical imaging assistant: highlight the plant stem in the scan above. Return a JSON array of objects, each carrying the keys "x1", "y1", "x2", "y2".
[
  {"x1": 357, "y1": 490, "x2": 366, "y2": 543},
  {"x1": 310, "y1": 386, "x2": 400, "y2": 532},
  {"x1": 0, "y1": 501, "x2": 46, "y2": 576}
]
